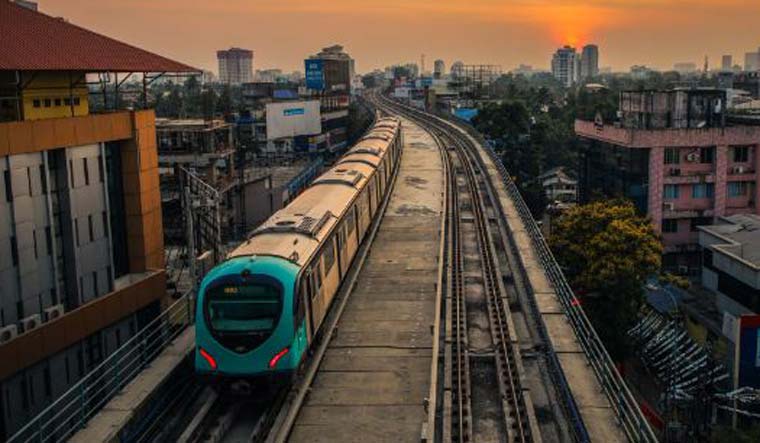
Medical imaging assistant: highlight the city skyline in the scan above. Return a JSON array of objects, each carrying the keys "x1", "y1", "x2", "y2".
[{"x1": 43, "y1": 0, "x2": 760, "y2": 75}]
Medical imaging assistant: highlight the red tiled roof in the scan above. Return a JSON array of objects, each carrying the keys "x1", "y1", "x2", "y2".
[{"x1": 0, "y1": 1, "x2": 198, "y2": 72}]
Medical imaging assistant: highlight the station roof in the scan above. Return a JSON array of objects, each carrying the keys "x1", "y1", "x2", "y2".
[{"x1": 0, "y1": 1, "x2": 198, "y2": 73}]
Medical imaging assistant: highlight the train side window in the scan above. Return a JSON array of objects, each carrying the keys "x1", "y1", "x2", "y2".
[
  {"x1": 323, "y1": 237, "x2": 336, "y2": 274},
  {"x1": 345, "y1": 206, "x2": 356, "y2": 234},
  {"x1": 312, "y1": 265, "x2": 322, "y2": 296},
  {"x1": 294, "y1": 277, "x2": 306, "y2": 322}
]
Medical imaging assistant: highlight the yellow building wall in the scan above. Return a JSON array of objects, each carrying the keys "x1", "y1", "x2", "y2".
[{"x1": 21, "y1": 72, "x2": 89, "y2": 120}]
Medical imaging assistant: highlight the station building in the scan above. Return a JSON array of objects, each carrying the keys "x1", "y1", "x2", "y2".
[
  {"x1": 575, "y1": 89, "x2": 760, "y2": 274},
  {"x1": 0, "y1": 2, "x2": 196, "y2": 437}
]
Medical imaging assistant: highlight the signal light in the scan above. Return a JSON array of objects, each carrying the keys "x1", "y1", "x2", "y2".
[
  {"x1": 199, "y1": 347, "x2": 217, "y2": 371},
  {"x1": 269, "y1": 347, "x2": 290, "y2": 369}
]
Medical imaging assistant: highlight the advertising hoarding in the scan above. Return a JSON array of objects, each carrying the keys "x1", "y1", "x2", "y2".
[
  {"x1": 305, "y1": 59, "x2": 325, "y2": 90},
  {"x1": 266, "y1": 100, "x2": 322, "y2": 140}
]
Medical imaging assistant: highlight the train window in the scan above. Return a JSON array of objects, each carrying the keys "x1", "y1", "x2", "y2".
[
  {"x1": 323, "y1": 237, "x2": 336, "y2": 274},
  {"x1": 346, "y1": 206, "x2": 356, "y2": 234},
  {"x1": 294, "y1": 278, "x2": 306, "y2": 323},
  {"x1": 313, "y1": 264, "x2": 322, "y2": 294}
]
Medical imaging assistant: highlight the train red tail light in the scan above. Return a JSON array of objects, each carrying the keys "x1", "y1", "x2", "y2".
[
  {"x1": 199, "y1": 347, "x2": 217, "y2": 371},
  {"x1": 269, "y1": 347, "x2": 290, "y2": 369}
]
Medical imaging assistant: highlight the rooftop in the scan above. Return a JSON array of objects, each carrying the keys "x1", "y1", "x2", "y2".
[
  {"x1": 0, "y1": 1, "x2": 197, "y2": 72},
  {"x1": 699, "y1": 214, "x2": 760, "y2": 267}
]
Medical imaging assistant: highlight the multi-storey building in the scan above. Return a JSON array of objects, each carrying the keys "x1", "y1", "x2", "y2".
[
  {"x1": 217, "y1": 48, "x2": 253, "y2": 86},
  {"x1": 580, "y1": 44, "x2": 599, "y2": 79},
  {"x1": 575, "y1": 89, "x2": 760, "y2": 273},
  {"x1": 722, "y1": 55, "x2": 734, "y2": 71},
  {"x1": 551, "y1": 46, "x2": 580, "y2": 87},
  {"x1": 433, "y1": 59, "x2": 445, "y2": 79},
  {"x1": 0, "y1": 2, "x2": 196, "y2": 438}
]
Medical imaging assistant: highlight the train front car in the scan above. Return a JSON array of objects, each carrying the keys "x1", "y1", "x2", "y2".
[{"x1": 195, "y1": 255, "x2": 306, "y2": 380}]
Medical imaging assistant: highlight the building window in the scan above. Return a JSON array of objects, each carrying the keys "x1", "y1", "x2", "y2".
[
  {"x1": 74, "y1": 218, "x2": 80, "y2": 246},
  {"x1": 733, "y1": 146, "x2": 750, "y2": 163},
  {"x1": 33, "y1": 99, "x2": 41, "y2": 108},
  {"x1": 73, "y1": 97, "x2": 81, "y2": 106},
  {"x1": 88, "y1": 214, "x2": 94, "y2": 242},
  {"x1": 45, "y1": 226, "x2": 52, "y2": 255},
  {"x1": 54, "y1": 98, "x2": 61, "y2": 107},
  {"x1": 691, "y1": 217, "x2": 713, "y2": 232},
  {"x1": 4, "y1": 170, "x2": 11, "y2": 202},
  {"x1": 664, "y1": 148, "x2": 680, "y2": 164},
  {"x1": 43, "y1": 365, "x2": 52, "y2": 398},
  {"x1": 10, "y1": 236, "x2": 18, "y2": 266},
  {"x1": 20, "y1": 376, "x2": 29, "y2": 411},
  {"x1": 39, "y1": 164, "x2": 47, "y2": 194},
  {"x1": 728, "y1": 181, "x2": 749, "y2": 197},
  {"x1": 97, "y1": 155, "x2": 104, "y2": 183},
  {"x1": 692, "y1": 183, "x2": 714, "y2": 199},
  {"x1": 664, "y1": 184, "x2": 680, "y2": 199},
  {"x1": 33, "y1": 229, "x2": 38, "y2": 259},
  {"x1": 102, "y1": 211, "x2": 109, "y2": 238},
  {"x1": 64, "y1": 98, "x2": 71, "y2": 106},
  {"x1": 83, "y1": 158, "x2": 89, "y2": 186},
  {"x1": 92, "y1": 271, "x2": 99, "y2": 296},
  {"x1": 44, "y1": 99, "x2": 51, "y2": 108},
  {"x1": 662, "y1": 219, "x2": 678, "y2": 233}
]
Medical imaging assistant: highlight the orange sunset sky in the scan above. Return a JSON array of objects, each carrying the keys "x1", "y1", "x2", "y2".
[{"x1": 42, "y1": 0, "x2": 760, "y2": 74}]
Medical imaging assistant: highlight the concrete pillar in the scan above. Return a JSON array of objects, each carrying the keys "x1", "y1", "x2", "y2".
[
  {"x1": 715, "y1": 145, "x2": 728, "y2": 218},
  {"x1": 648, "y1": 147, "x2": 664, "y2": 232}
]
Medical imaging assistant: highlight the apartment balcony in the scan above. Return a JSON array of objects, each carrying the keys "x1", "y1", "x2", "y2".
[{"x1": 575, "y1": 119, "x2": 760, "y2": 148}]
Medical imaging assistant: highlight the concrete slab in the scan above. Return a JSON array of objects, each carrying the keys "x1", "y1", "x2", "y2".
[
  {"x1": 289, "y1": 118, "x2": 443, "y2": 443},
  {"x1": 70, "y1": 328, "x2": 195, "y2": 443}
]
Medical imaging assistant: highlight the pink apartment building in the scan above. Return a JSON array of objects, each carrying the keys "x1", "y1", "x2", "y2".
[{"x1": 575, "y1": 89, "x2": 760, "y2": 273}]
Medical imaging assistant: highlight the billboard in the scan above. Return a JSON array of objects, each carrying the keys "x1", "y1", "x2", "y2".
[
  {"x1": 266, "y1": 100, "x2": 322, "y2": 140},
  {"x1": 305, "y1": 59, "x2": 325, "y2": 90}
]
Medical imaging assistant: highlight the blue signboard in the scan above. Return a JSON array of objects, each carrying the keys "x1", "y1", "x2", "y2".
[
  {"x1": 283, "y1": 108, "x2": 305, "y2": 116},
  {"x1": 421, "y1": 76, "x2": 433, "y2": 87},
  {"x1": 305, "y1": 59, "x2": 325, "y2": 90}
]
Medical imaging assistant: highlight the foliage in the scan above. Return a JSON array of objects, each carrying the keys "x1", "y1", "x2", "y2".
[
  {"x1": 550, "y1": 200, "x2": 663, "y2": 360},
  {"x1": 660, "y1": 272, "x2": 690, "y2": 290}
]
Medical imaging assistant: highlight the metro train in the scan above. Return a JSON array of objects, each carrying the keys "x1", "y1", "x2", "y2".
[{"x1": 195, "y1": 117, "x2": 403, "y2": 380}]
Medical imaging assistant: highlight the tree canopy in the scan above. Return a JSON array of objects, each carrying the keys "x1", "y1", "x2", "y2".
[{"x1": 550, "y1": 200, "x2": 663, "y2": 360}]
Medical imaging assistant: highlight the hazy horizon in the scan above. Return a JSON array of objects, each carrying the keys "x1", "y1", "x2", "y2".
[{"x1": 42, "y1": 0, "x2": 760, "y2": 75}]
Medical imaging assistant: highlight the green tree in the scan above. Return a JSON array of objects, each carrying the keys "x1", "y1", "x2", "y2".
[{"x1": 550, "y1": 200, "x2": 663, "y2": 360}]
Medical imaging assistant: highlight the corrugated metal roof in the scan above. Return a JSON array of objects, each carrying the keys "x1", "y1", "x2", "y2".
[{"x1": 0, "y1": 1, "x2": 198, "y2": 72}]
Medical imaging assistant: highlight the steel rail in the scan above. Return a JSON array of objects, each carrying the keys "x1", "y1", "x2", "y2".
[
  {"x1": 380, "y1": 94, "x2": 659, "y2": 443},
  {"x1": 372, "y1": 92, "x2": 535, "y2": 442}
]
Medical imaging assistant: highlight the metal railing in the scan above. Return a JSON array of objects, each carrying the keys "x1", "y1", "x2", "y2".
[
  {"x1": 453, "y1": 119, "x2": 659, "y2": 442},
  {"x1": 9, "y1": 293, "x2": 195, "y2": 443}
]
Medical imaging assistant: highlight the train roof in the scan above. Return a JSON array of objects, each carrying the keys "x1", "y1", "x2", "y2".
[{"x1": 228, "y1": 117, "x2": 401, "y2": 268}]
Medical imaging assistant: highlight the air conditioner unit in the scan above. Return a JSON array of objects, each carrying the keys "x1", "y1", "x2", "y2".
[
  {"x1": 663, "y1": 202, "x2": 676, "y2": 211},
  {"x1": 20, "y1": 314, "x2": 42, "y2": 333},
  {"x1": 0, "y1": 325, "x2": 18, "y2": 343},
  {"x1": 686, "y1": 153, "x2": 699, "y2": 162},
  {"x1": 678, "y1": 265, "x2": 689, "y2": 275},
  {"x1": 734, "y1": 166, "x2": 746, "y2": 174},
  {"x1": 43, "y1": 304, "x2": 64, "y2": 322},
  {"x1": 670, "y1": 168, "x2": 681, "y2": 176}
]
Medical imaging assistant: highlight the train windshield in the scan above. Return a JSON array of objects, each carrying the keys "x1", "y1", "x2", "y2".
[{"x1": 206, "y1": 283, "x2": 282, "y2": 333}]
